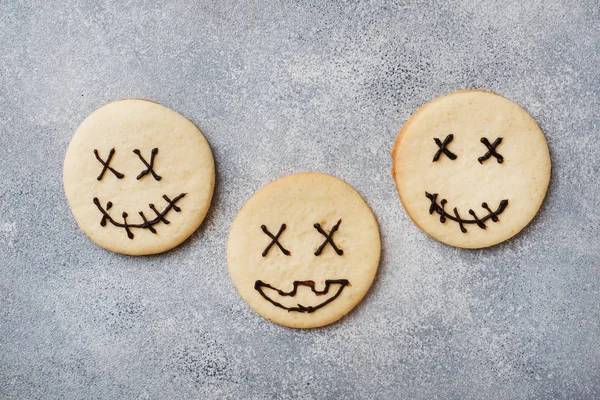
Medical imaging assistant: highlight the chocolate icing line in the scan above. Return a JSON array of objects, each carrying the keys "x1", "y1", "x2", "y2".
[
  {"x1": 133, "y1": 148, "x2": 162, "y2": 181},
  {"x1": 92, "y1": 193, "x2": 186, "y2": 239},
  {"x1": 478, "y1": 137, "x2": 504, "y2": 164},
  {"x1": 261, "y1": 224, "x2": 291, "y2": 257},
  {"x1": 425, "y1": 192, "x2": 508, "y2": 233},
  {"x1": 94, "y1": 148, "x2": 124, "y2": 180},
  {"x1": 254, "y1": 279, "x2": 350, "y2": 313},
  {"x1": 314, "y1": 219, "x2": 344, "y2": 256},
  {"x1": 433, "y1": 134, "x2": 457, "y2": 162}
]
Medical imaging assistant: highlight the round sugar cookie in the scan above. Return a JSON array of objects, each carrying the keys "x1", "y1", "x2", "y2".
[
  {"x1": 392, "y1": 90, "x2": 551, "y2": 249},
  {"x1": 227, "y1": 173, "x2": 381, "y2": 328},
  {"x1": 63, "y1": 99, "x2": 215, "y2": 255}
]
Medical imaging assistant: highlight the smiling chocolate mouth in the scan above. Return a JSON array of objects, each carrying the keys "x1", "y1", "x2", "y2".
[
  {"x1": 254, "y1": 279, "x2": 350, "y2": 313},
  {"x1": 425, "y1": 192, "x2": 509, "y2": 233},
  {"x1": 92, "y1": 193, "x2": 186, "y2": 239}
]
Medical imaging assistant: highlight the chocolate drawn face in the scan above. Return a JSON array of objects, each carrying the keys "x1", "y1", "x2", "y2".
[
  {"x1": 91, "y1": 147, "x2": 186, "y2": 239},
  {"x1": 391, "y1": 90, "x2": 551, "y2": 249},
  {"x1": 255, "y1": 220, "x2": 348, "y2": 313},
  {"x1": 63, "y1": 99, "x2": 215, "y2": 256},
  {"x1": 227, "y1": 173, "x2": 381, "y2": 328},
  {"x1": 427, "y1": 135, "x2": 509, "y2": 233}
]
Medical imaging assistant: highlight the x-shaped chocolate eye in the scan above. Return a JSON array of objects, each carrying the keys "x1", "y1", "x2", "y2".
[
  {"x1": 94, "y1": 148, "x2": 124, "y2": 180},
  {"x1": 314, "y1": 219, "x2": 344, "y2": 256},
  {"x1": 261, "y1": 224, "x2": 291, "y2": 257},
  {"x1": 478, "y1": 137, "x2": 504, "y2": 164},
  {"x1": 432, "y1": 134, "x2": 458, "y2": 162},
  {"x1": 133, "y1": 148, "x2": 162, "y2": 181}
]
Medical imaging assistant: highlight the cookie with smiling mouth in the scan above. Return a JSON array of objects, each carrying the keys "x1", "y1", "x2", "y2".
[
  {"x1": 391, "y1": 90, "x2": 551, "y2": 248},
  {"x1": 227, "y1": 173, "x2": 380, "y2": 328},
  {"x1": 63, "y1": 99, "x2": 215, "y2": 255}
]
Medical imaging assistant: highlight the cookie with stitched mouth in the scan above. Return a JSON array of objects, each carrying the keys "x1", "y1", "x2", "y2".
[
  {"x1": 63, "y1": 99, "x2": 215, "y2": 255},
  {"x1": 391, "y1": 90, "x2": 551, "y2": 248},
  {"x1": 227, "y1": 173, "x2": 381, "y2": 328}
]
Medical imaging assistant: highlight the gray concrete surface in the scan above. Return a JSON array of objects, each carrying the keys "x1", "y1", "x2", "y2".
[{"x1": 1, "y1": 1, "x2": 599, "y2": 399}]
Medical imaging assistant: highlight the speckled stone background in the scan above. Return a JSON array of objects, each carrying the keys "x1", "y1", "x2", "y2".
[{"x1": 1, "y1": 1, "x2": 599, "y2": 399}]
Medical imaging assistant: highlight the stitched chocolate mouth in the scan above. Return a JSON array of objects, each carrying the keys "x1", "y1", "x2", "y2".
[
  {"x1": 254, "y1": 279, "x2": 350, "y2": 313},
  {"x1": 425, "y1": 192, "x2": 508, "y2": 233},
  {"x1": 92, "y1": 193, "x2": 186, "y2": 239}
]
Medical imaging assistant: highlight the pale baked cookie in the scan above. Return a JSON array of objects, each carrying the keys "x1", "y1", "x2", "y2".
[
  {"x1": 392, "y1": 90, "x2": 551, "y2": 249},
  {"x1": 227, "y1": 173, "x2": 380, "y2": 328},
  {"x1": 63, "y1": 99, "x2": 215, "y2": 255}
]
